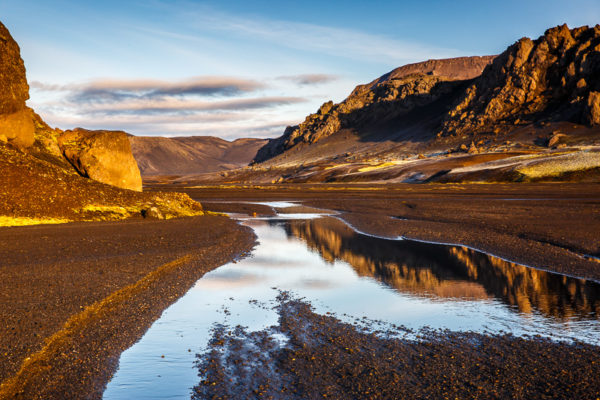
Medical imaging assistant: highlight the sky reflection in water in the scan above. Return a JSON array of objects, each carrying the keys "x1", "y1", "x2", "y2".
[{"x1": 104, "y1": 214, "x2": 600, "y2": 400}]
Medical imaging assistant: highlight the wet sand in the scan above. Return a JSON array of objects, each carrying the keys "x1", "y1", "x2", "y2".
[
  {"x1": 162, "y1": 183, "x2": 600, "y2": 281},
  {"x1": 0, "y1": 216, "x2": 255, "y2": 400},
  {"x1": 195, "y1": 292, "x2": 600, "y2": 399}
]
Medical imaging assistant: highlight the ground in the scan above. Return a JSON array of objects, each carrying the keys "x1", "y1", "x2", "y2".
[{"x1": 0, "y1": 216, "x2": 255, "y2": 400}]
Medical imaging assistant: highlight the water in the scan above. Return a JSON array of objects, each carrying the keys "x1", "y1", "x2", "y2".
[{"x1": 104, "y1": 210, "x2": 600, "y2": 399}]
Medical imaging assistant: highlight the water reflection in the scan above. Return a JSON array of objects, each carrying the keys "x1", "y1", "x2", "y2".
[{"x1": 283, "y1": 217, "x2": 600, "y2": 321}]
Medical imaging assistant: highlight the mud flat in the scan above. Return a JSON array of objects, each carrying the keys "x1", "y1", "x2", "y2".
[
  {"x1": 0, "y1": 216, "x2": 255, "y2": 400},
  {"x1": 195, "y1": 292, "x2": 600, "y2": 399},
  {"x1": 159, "y1": 182, "x2": 600, "y2": 281}
]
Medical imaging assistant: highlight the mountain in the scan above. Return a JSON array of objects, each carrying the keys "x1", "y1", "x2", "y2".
[
  {"x1": 253, "y1": 56, "x2": 496, "y2": 165},
  {"x1": 196, "y1": 24, "x2": 598, "y2": 185},
  {"x1": 129, "y1": 136, "x2": 267, "y2": 177}
]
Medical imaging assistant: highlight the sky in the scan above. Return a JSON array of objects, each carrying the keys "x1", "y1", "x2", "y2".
[{"x1": 1, "y1": 0, "x2": 599, "y2": 140}]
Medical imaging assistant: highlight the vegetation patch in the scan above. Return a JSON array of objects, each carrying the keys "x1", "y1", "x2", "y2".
[
  {"x1": 0, "y1": 216, "x2": 71, "y2": 227},
  {"x1": 516, "y1": 151, "x2": 600, "y2": 179},
  {"x1": 357, "y1": 162, "x2": 397, "y2": 173}
]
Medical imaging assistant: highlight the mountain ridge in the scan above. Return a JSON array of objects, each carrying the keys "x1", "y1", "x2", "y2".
[{"x1": 253, "y1": 55, "x2": 496, "y2": 165}]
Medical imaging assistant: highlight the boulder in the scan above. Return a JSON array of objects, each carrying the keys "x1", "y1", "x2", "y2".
[
  {"x1": 142, "y1": 206, "x2": 164, "y2": 220},
  {"x1": 0, "y1": 108, "x2": 35, "y2": 148},
  {"x1": 0, "y1": 22, "x2": 34, "y2": 148},
  {"x1": 548, "y1": 132, "x2": 567, "y2": 147},
  {"x1": 587, "y1": 91, "x2": 600, "y2": 125},
  {"x1": 58, "y1": 128, "x2": 142, "y2": 191}
]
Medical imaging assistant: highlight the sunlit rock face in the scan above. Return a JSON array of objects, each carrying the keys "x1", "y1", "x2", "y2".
[
  {"x1": 59, "y1": 128, "x2": 143, "y2": 192},
  {"x1": 253, "y1": 56, "x2": 495, "y2": 163},
  {"x1": 0, "y1": 22, "x2": 34, "y2": 148},
  {"x1": 284, "y1": 217, "x2": 600, "y2": 320},
  {"x1": 440, "y1": 24, "x2": 600, "y2": 136}
]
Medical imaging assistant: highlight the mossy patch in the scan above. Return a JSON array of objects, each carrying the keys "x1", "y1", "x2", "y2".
[
  {"x1": 516, "y1": 151, "x2": 600, "y2": 179},
  {"x1": 0, "y1": 216, "x2": 71, "y2": 227},
  {"x1": 357, "y1": 162, "x2": 397, "y2": 173}
]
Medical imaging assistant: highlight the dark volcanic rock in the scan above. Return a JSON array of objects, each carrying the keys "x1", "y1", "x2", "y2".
[
  {"x1": 0, "y1": 21, "x2": 34, "y2": 148},
  {"x1": 440, "y1": 24, "x2": 600, "y2": 136},
  {"x1": 253, "y1": 57, "x2": 495, "y2": 164},
  {"x1": 59, "y1": 128, "x2": 143, "y2": 191}
]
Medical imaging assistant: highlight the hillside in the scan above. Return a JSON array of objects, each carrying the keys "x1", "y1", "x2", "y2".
[
  {"x1": 129, "y1": 135, "x2": 267, "y2": 176},
  {"x1": 253, "y1": 56, "x2": 496, "y2": 165},
  {"x1": 177, "y1": 24, "x2": 600, "y2": 185},
  {"x1": 0, "y1": 21, "x2": 204, "y2": 225}
]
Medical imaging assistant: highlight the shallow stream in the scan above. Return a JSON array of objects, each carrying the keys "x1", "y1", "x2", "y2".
[{"x1": 104, "y1": 205, "x2": 600, "y2": 399}]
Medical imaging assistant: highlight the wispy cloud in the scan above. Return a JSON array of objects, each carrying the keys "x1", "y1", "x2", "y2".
[
  {"x1": 75, "y1": 96, "x2": 307, "y2": 115},
  {"x1": 30, "y1": 75, "x2": 307, "y2": 139},
  {"x1": 41, "y1": 109, "x2": 296, "y2": 140},
  {"x1": 178, "y1": 7, "x2": 462, "y2": 64},
  {"x1": 277, "y1": 74, "x2": 339, "y2": 86},
  {"x1": 24, "y1": 4, "x2": 464, "y2": 140},
  {"x1": 31, "y1": 76, "x2": 267, "y2": 102}
]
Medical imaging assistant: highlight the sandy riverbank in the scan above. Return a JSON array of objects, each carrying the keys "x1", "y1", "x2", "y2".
[{"x1": 0, "y1": 216, "x2": 255, "y2": 400}]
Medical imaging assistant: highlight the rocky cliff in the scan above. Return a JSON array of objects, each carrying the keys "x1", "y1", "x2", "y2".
[
  {"x1": 253, "y1": 56, "x2": 495, "y2": 163},
  {"x1": 0, "y1": 21, "x2": 204, "y2": 224},
  {"x1": 0, "y1": 21, "x2": 143, "y2": 192},
  {"x1": 440, "y1": 24, "x2": 600, "y2": 136},
  {"x1": 0, "y1": 22, "x2": 34, "y2": 148}
]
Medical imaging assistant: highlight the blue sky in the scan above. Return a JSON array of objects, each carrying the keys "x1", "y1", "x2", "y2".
[{"x1": 1, "y1": 0, "x2": 599, "y2": 139}]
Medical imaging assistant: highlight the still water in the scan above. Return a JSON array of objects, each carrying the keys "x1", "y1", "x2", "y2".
[{"x1": 104, "y1": 210, "x2": 600, "y2": 399}]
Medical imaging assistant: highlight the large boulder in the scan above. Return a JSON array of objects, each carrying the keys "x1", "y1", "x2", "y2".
[
  {"x1": 0, "y1": 22, "x2": 34, "y2": 148},
  {"x1": 58, "y1": 128, "x2": 143, "y2": 191}
]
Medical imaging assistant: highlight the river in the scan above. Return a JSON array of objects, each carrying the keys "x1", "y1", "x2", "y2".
[{"x1": 104, "y1": 204, "x2": 600, "y2": 399}]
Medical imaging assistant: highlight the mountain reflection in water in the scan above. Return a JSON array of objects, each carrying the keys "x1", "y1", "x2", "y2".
[{"x1": 282, "y1": 217, "x2": 600, "y2": 321}]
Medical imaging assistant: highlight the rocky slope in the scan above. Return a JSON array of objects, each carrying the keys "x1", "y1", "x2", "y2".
[
  {"x1": 0, "y1": 21, "x2": 203, "y2": 224},
  {"x1": 224, "y1": 24, "x2": 600, "y2": 184},
  {"x1": 440, "y1": 24, "x2": 600, "y2": 136},
  {"x1": 253, "y1": 56, "x2": 495, "y2": 164},
  {"x1": 129, "y1": 135, "x2": 267, "y2": 176}
]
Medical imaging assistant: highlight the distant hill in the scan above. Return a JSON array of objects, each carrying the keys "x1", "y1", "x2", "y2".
[{"x1": 129, "y1": 136, "x2": 267, "y2": 176}]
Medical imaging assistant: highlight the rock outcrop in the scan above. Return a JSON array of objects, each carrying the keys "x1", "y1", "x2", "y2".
[
  {"x1": 440, "y1": 24, "x2": 600, "y2": 136},
  {"x1": 58, "y1": 129, "x2": 143, "y2": 191},
  {"x1": 253, "y1": 56, "x2": 495, "y2": 163},
  {"x1": 0, "y1": 22, "x2": 34, "y2": 148},
  {"x1": 352, "y1": 56, "x2": 497, "y2": 95}
]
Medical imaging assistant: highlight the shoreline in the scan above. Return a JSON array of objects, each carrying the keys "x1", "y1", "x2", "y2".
[
  {"x1": 168, "y1": 182, "x2": 600, "y2": 282},
  {"x1": 0, "y1": 216, "x2": 255, "y2": 400},
  {"x1": 195, "y1": 292, "x2": 600, "y2": 399}
]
